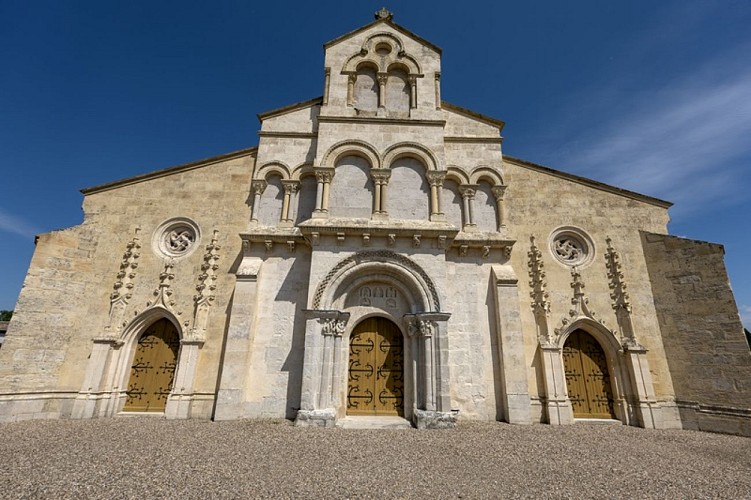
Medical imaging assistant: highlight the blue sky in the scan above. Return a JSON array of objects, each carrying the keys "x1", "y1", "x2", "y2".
[{"x1": 1, "y1": 1, "x2": 749, "y2": 328}]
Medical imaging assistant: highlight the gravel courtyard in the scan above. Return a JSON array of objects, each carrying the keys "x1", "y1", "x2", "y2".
[{"x1": 1, "y1": 418, "x2": 749, "y2": 499}]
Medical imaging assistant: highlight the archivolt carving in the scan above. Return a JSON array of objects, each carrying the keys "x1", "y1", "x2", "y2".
[
  {"x1": 382, "y1": 142, "x2": 438, "y2": 170},
  {"x1": 254, "y1": 161, "x2": 292, "y2": 181},
  {"x1": 320, "y1": 139, "x2": 381, "y2": 169},
  {"x1": 311, "y1": 250, "x2": 440, "y2": 311}
]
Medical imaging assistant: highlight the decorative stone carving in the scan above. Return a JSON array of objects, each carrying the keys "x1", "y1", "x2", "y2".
[
  {"x1": 374, "y1": 7, "x2": 393, "y2": 19},
  {"x1": 312, "y1": 250, "x2": 440, "y2": 311},
  {"x1": 459, "y1": 245, "x2": 468, "y2": 256},
  {"x1": 153, "y1": 218, "x2": 201, "y2": 259},
  {"x1": 321, "y1": 317, "x2": 347, "y2": 337},
  {"x1": 251, "y1": 179, "x2": 268, "y2": 195},
  {"x1": 605, "y1": 237, "x2": 639, "y2": 346},
  {"x1": 553, "y1": 266, "x2": 612, "y2": 339},
  {"x1": 549, "y1": 227, "x2": 594, "y2": 268},
  {"x1": 482, "y1": 246, "x2": 490, "y2": 258},
  {"x1": 413, "y1": 234, "x2": 421, "y2": 248},
  {"x1": 407, "y1": 318, "x2": 435, "y2": 337},
  {"x1": 264, "y1": 240, "x2": 273, "y2": 253},
  {"x1": 190, "y1": 230, "x2": 220, "y2": 343},
  {"x1": 387, "y1": 234, "x2": 396, "y2": 246},
  {"x1": 355, "y1": 285, "x2": 399, "y2": 309},
  {"x1": 528, "y1": 236, "x2": 551, "y2": 345},
  {"x1": 287, "y1": 240, "x2": 296, "y2": 253},
  {"x1": 105, "y1": 227, "x2": 141, "y2": 336},
  {"x1": 148, "y1": 259, "x2": 177, "y2": 310},
  {"x1": 362, "y1": 233, "x2": 371, "y2": 246}
]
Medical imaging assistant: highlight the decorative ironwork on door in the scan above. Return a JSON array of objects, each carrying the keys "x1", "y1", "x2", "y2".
[
  {"x1": 562, "y1": 329, "x2": 616, "y2": 419},
  {"x1": 347, "y1": 317, "x2": 404, "y2": 416},
  {"x1": 124, "y1": 318, "x2": 180, "y2": 412}
]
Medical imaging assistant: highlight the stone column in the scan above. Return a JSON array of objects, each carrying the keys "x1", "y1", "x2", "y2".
[
  {"x1": 406, "y1": 312, "x2": 454, "y2": 429},
  {"x1": 312, "y1": 168, "x2": 334, "y2": 218},
  {"x1": 213, "y1": 254, "x2": 262, "y2": 421},
  {"x1": 539, "y1": 344, "x2": 574, "y2": 425},
  {"x1": 434, "y1": 72, "x2": 441, "y2": 110},
  {"x1": 427, "y1": 171, "x2": 447, "y2": 222},
  {"x1": 408, "y1": 75, "x2": 417, "y2": 109},
  {"x1": 370, "y1": 169, "x2": 391, "y2": 218},
  {"x1": 491, "y1": 185, "x2": 507, "y2": 230},
  {"x1": 280, "y1": 180, "x2": 300, "y2": 225},
  {"x1": 377, "y1": 73, "x2": 388, "y2": 109},
  {"x1": 490, "y1": 265, "x2": 532, "y2": 424},
  {"x1": 458, "y1": 185, "x2": 478, "y2": 230},
  {"x1": 71, "y1": 337, "x2": 121, "y2": 419},
  {"x1": 346, "y1": 73, "x2": 356, "y2": 106},
  {"x1": 249, "y1": 180, "x2": 267, "y2": 224},
  {"x1": 166, "y1": 338, "x2": 204, "y2": 419},
  {"x1": 296, "y1": 310, "x2": 349, "y2": 427},
  {"x1": 323, "y1": 67, "x2": 331, "y2": 106},
  {"x1": 622, "y1": 340, "x2": 659, "y2": 429}
]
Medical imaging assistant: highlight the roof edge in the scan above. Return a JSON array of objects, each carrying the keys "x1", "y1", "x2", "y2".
[
  {"x1": 442, "y1": 101, "x2": 505, "y2": 131},
  {"x1": 257, "y1": 96, "x2": 324, "y2": 122},
  {"x1": 504, "y1": 155, "x2": 673, "y2": 209},
  {"x1": 81, "y1": 147, "x2": 258, "y2": 195},
  {"x1": 324, "y1": 17, "x2": 442, "y2": 54}
]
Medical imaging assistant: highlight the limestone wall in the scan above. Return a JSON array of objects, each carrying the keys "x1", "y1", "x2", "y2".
[
  {"x1": 0, "y1": 150, "x2": 256, "y2": 420},
  {"x1": 502, "y1": 158, "x2": 678, "y2": 417},
  {"x1": 641, "y1": 232, "x2": 751, "y2": 435}
]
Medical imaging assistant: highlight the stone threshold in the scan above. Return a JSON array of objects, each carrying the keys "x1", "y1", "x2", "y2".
[
  {"x1": 336, "y1": 416, "x2": 413, "y2": 429},
  {"x1": 574, "y1": 418, "x2": 622, "y2": 425},
  {"x1": 116, "y1": 411, "x2": 165, "y2": 418}
]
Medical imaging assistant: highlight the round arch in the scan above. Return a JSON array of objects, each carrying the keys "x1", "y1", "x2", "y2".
[
  {"x1": 445, "y1": 165, "x2": 470, "y2": 185},
  {"x1": 469, "y1": 165, "x2": 504, "y2": 186},
  {"x1": 291, "y1": 162, "x2": 314, "y2": 181},
  {"x1": 321, "y1": 140, "x2": 381, "y2": 170},
  {"x1": 382, "y1": 142, "x2": 438, "y2": 171},
  {"x1": 312, "y1": 251, "x2": 441, "y2": 312},
  {"x1": 254, "y1": 161, "x2": 291, "y2": 181}
]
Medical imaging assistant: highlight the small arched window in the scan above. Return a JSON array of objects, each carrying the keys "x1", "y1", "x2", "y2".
[
  {"x1": 354, "y1": 65, "x2": 378, "y2": 111},
  {"x1": 386, "y1": 67, "x2": 410, "y2": 112}
]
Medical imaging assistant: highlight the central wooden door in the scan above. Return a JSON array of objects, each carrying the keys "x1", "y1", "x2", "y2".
[
  {"x1": 124, "y1": 318, "x2": 180, "y2": 412},
  {"x1": 563, "y1": 329, "x2": 616, "y2": 419},
  {"x1": 347, "y1": 317, "x2": 404, "y2": 416}
]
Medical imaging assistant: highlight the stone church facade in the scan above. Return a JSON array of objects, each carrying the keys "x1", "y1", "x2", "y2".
[{"x1": 2, "y1": 11, "x2": 750, "y2": 433}]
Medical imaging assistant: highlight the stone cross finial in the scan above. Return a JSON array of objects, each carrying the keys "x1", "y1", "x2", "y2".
[{"x1": 375, "y1": 7, "x2": 393, "y2": 20}]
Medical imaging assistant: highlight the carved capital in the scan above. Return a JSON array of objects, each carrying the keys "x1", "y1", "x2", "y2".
[
  {"x1": 314, "y1": 167, "x2": 335, "y2": 183},
  {"x1": 251, "y1": 180, "x2": 268, "y2": 195},
  {"x1": 458, "y1": 185, "x2": 478, "y2": 199},
  {"x1": 377, "y1": 73, "x2": 389, "y2": 86},
  {"x1": 491, "y1": 185, "x2": 507, "y2": 201},
  {"x1": 426, "y1": 171, "x2": 447, "y2": 187},
  {"x1": 281, "y1": 180, "x2": 300, "y2": 194},
  {"x1": 370, "y1": 168, "x2": 391, "y2": 185}
]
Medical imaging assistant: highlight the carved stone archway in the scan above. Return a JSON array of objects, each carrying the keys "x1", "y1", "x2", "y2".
[{"x1": 295, "y1": 251, "x2": 454, "y2": 429}]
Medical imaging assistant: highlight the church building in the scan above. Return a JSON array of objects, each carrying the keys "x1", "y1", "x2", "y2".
[{"x1": 2, "y1": 10, "x2": 750, "y2": 433}]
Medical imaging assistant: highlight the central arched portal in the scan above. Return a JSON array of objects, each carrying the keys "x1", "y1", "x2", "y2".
[{"x1": 347, "y1": 317, "x2": 404, "y2": 416}]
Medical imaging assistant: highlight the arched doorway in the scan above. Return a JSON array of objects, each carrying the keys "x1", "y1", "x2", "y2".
[
  {"x1": 347, "y1": 317, "x2": 404, "y2": 416},
  {"x1": 123, "y1": 318, "x2": 180, "y2": 412},
  {"x1": 562, "y1": 329, "x2": 616, "y2": 419}
]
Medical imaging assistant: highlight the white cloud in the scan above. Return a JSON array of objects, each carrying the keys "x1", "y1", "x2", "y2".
[
  {"x1": 0, "y1": 208, "x2": 41, "y2": 239},
  {"x1": 563, "y1": 54, "x2": 751, "y2": 213}
]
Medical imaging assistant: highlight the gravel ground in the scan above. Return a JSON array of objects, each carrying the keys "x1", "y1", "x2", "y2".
[{"x1": 1, "y1": 418, "x2": 749, "y2": 499}]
